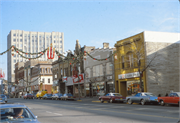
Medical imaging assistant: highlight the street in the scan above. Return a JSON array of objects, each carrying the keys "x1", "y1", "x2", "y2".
[{"x1": 8, "y1": 98, "x2": 179, "y2": 123}]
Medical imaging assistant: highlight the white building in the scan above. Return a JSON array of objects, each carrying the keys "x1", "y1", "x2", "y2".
[{"x1": 7, "y1": 30, "x2": 64, "y2": 84}]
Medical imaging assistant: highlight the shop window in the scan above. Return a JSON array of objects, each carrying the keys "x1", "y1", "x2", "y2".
[{"x1": 48, "y1": 78, "x2": 50, "y2": 83}]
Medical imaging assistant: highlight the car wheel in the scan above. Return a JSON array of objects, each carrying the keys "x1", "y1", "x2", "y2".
[
  {"x1": 110, "y1": 98, "x2": 113, "y2": 103},
  {"x1": 127, "y1": 99, "x2": 133, "y2": 105},
  {"x1": 141, "y1": 99, "x2": 146, "y2": 105},
  {"x1": 101, "y1": 98, "x2": 104, "y2": 103},
  {"x1": 160, "y1": 100, "x2": 165, "y2": 106},
  {"x1": 5, "y1": 101, "x2": 7, "y2": 103}
]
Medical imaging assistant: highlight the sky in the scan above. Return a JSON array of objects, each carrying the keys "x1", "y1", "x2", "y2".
[{"x1": 0, "y1": 0, "x2": 179, "y2": 80}]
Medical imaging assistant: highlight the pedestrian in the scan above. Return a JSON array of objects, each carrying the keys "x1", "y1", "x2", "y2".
[
  {"x1": 158, "y1": 94, "x2": 161, "y2": 97},
  {"x1": 165, "y1": 93, "x2": 168, "y2": 97}
]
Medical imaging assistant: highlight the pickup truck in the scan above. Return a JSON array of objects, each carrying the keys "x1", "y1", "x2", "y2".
[{"x1": 158, "y1": 92, "x2": 180, "y2": 106}]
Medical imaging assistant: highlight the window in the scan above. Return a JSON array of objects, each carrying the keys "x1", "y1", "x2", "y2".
[
  {"x1": 42, "y1": 78, "x2": 45, "y2": 83},
  {"x1": 13, "y1": 39, "x2": 16, "y2": 42},
  {"x1": 14, "y1": 60, "x2": 16, "y2": 63},
  {"x1": 20, "y1": 34, "x2": 22, "y2": 37},
  {"x1": 54, "y1": 40, "x2": 56, "y2": 43},
  {"x1": 48, "y1": 78, "x2": 50, "y2": 83},
  {"x1": 85, "y1": 68, "x2": 91, "y2": 78},
  {"x1": 14, "y1": 54, "x2": 16, "y2": 57},
  {"x1": 60, "y1": 41, "x2": 62, "y2": 43},
  {"x1": 20, "y1": 39, "x2": 22, "y2": 42},
  {"x1": 13, "y1": 33, "x2": 16, "y2": 36},
  {"x1": 93, "y1": 65, "x2": 103, "y2": 77},
  {"x1": 106, "y1": 62, "x2": 113, "y2": 75},
  {"x1": 122, "y1": 56, "x2": 124, "y2": 69},
  {"x1": 126, "y1": 52, "x2": 133, "y2": 68}
]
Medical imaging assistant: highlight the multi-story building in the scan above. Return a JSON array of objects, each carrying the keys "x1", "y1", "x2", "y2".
[
  {"x1": 114, "y1": 31, "x2": 180, "y2": 97},
  {"x1": 52, "y1": 40, "x2": 94, "y2": 97},
  {"x1": 84, "y1": 43, "x2": 116, "y2": 97},
  {"x1": 14, "y1": 62, "x2": 24, "y2": 98},
  {"x1": 31, "y1": 61, "x2": 53, "y2": 94},
  {"x1": 7, "y1": 30, "x2": 64, "y2": 84}
]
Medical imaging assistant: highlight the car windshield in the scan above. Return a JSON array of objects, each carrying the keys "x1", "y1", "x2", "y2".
[
  {"x1": 47, "y1": 94, "x2": 52, "y2": 96},
  {"x1": 58, "y1": 94, "x2": 63, "y2": 96},
  {"x1": 1, "y1": 108, "x2": 35, "y2": 122},
  {"x1": 113, "y1": 94, "x2": 122, "y2": 96},
  {"x1": 67, "y1": 94, "x2": 73, "y2": 96},
  {"x1": 145, "y1": 93, "x2": 156, "y2": 96}
]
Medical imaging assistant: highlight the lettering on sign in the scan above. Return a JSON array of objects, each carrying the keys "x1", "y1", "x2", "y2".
[{"x1": 118, "y1": 72, "x2": 140, "y2": 79}]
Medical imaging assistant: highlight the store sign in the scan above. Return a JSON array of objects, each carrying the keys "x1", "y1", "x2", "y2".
[
  {"x1": 73, "y1": 74, "x2": 84, "y2": 83},
  {"x1": 63, "y1": 76, "x2": 67, "y2": 82},
  {"x1": 107, "y1": 76, "x2": 112, "y2": 80},
  {"x1": 118, "y1": 72, "x2": 140, "y2": 79}
]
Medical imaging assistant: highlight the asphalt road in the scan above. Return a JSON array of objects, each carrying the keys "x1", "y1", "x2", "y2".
[{"x1": 7, "y1": 98, "x2": 179, "y2": 123}]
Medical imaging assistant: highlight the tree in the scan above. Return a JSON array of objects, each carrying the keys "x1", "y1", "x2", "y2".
[{"x1": 124, "y1": 38, "x2": 158, "y2": 92}]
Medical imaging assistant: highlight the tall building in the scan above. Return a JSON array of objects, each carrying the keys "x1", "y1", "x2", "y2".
[{"x1": 7, "y1": 30, "x2": 64, "y2": 83}]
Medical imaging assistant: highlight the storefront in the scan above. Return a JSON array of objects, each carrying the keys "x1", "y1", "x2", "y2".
[
  {"x1": 116, "y1": 72, "x2": 146, "y2": 97},
  {"x1": 66, "y1": 77, "x2": 74, "y2": 94},
  {"x1": 73, "y1": 74, "x2": 85, "y2": 97}
]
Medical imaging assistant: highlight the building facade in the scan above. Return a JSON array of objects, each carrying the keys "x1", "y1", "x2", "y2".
[
  {"x1": 114, "y1": 31, "x2": 180, "y2": 97},
  {"x1": 7, "y1": 30, "x2": 64, "y2": 85},
  {"x1": 84, "y1": 43, "x2": 115, "y2": 97}
]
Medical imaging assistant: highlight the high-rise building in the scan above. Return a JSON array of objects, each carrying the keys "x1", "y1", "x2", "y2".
[{"x1": 7, "y1": 30, "x2": 64, "y2": 83}]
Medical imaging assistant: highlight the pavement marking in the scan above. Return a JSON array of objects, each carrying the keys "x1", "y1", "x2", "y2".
[{"x1": 54, "y1": 113, "x2": 63, "y2": 116}]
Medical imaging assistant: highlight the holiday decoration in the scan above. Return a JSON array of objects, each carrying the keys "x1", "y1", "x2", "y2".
[{"x1": 47, "y1": 43, "x2": 55, "y2": 59}]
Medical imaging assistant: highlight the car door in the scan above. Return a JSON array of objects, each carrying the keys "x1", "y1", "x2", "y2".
[
  {"x1": 132, "y1": 93, "x2": 141, "y2": 102},
  {"x1": 104, "y1": 94, "x2": 110, "y2": 101},
  {"x1": 173, "y1": 93, "x2": 179, "y2": 104},
  {"x1": 168, "y1": 93, "x2": 174, "y2": 103}
]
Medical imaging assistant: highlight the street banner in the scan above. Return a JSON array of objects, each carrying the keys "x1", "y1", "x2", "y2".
[{"x1": 72, "y1": 74, "x2": 84, "y2": 83}]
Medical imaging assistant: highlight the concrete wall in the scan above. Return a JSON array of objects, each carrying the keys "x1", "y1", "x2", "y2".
[{"x1": 145, "y1": 42, "x2": 180, "y2": 96}]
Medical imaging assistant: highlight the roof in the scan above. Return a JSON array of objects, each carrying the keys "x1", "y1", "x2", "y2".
[
  {"x1": 144, "y1": 31, "x2": 180, "y2": 43},
  {"x1": 0, "y1": 104, "x2": 27, "y2": 109}
]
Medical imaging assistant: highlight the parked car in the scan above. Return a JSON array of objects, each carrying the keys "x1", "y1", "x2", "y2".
[
  {"x1": 36, "y1": 90, "x2": 47, "y2": 99},
  {"x1": 158, "y1": 92, "x2": 180, "y2": 106},
  {"x1": 0, "y1": 103, "x2": 40, "y2": 123},
  {"x1": 0, "y1": 94, "x2": 7, "y2": 103},
  {"x1": 23, "y1": 94, "x2": 34, "y2": 99},
  {"x1": 126, "y1": 92, "x2": 158, "y2": 105},
  {"x1": 52, "y1": 93, "x2": 63, "y2": 100},
  {"x1": 61, "y1": 94, "x2": 76, "y2": 101},
  {"x1": 42, "y1": 94, "x2": 53, "y2": 100},
  {"x1": 99, "y1": 93, "x2": 126, "y2": 103}
]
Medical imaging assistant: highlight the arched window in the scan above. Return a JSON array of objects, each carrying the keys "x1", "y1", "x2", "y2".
[{"x1": 126, "y1": 52, "x2": 134, "y2": 68}]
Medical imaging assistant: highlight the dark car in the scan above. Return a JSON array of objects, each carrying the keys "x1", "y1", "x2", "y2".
[
  {"x1": 61, "y1": 94, "x2": 76, "y2": 101},
  {"x1": 42, "y1": 94, "x2": 52, "y2": 100},
  {"x1": 0, "y1": 104, "x2": 40, "y2": 123},
  {"x1": 99, "y1": 93, "x2": 126, "y2": 103},
  {"x1": 23, "y1": 94, "x2": 34, "y2": 99},
  {"x1": 52, "y1": 93, "x2": 63, "y2": 100}
]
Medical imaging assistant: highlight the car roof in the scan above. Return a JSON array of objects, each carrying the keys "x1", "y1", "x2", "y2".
[
  {"x1": 108, "y1": 93, "x2": 121, "y2": 94},
  {"x1": 0, "y1": 104, "x2": 27, "y2": 109}
]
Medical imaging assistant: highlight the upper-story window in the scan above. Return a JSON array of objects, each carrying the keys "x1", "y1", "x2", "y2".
[
  {"x1": 126, "y1": 52, "x2": 134, "y2": 68},
  {"x1": 20, "y1": 34, "x2": 22, "y2": 37},
  {"x1": 54, "y1": 36, "x2": 56, "y2": 38},
  {"x1": 20, "y1": 39, "x2": 22, "y2": 42},
  {"x1": 106, "y1": 62, "x2": 113, "y2": 75},
  {"x1": 13, "y1": 34, "x2": 16, "y2": 36},
  {"x1": 121, "y1": 56, "x2": 124, "y2": 69},
  {"x1": 85, "y1": 68, "x2": 91, "y2": 78},
  {"x1": 93, "y1": 64, "x2": 103, "y2": 77},
  {"x1": 13, "y1": 39, "x2": 16, "y2": 42},
  {"x1": 48, "y1": 78, "x2": 50, "y2": 83}
]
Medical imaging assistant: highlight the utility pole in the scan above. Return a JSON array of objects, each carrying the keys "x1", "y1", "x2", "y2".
[{"x1": 76, "y1": 62, "x2": 81, "y2": 100}]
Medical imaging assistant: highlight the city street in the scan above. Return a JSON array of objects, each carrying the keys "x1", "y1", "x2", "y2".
[{"x1": 8, "y1": 98, "x2": 179, "y2": 123}]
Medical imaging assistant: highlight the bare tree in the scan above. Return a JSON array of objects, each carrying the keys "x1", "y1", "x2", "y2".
[{"x1": 123, "y1": 37, "x2": 158, "y2": 92}]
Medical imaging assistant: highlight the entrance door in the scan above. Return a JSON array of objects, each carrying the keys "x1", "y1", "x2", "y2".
[{"x1": 120, "y1": 81, "x2": 127, "y2": 97}]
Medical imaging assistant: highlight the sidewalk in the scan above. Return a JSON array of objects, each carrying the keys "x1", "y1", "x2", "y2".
[{"x1": 76, "y1": 96, "x2": 101, "y2": 103}]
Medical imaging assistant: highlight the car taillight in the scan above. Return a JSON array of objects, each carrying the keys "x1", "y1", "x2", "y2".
[{"x1": 68, "y1": 96, "x2": 70, "y2": 98}]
